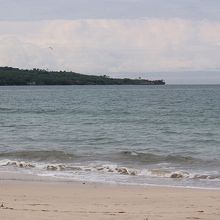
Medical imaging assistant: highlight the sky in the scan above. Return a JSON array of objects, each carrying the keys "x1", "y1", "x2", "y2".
[{"x1": 0, "y1": 0, "x2": 220, "y2": 84}]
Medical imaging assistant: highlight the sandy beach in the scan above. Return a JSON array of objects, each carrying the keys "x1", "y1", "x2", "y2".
[{"x1": 0, "y1": 180, "x2": 220, "y2": 220}]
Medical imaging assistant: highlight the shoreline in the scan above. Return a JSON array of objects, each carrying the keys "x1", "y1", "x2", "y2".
[
  {"x1": 1, "y1": 170, "x2": 220, "y2": 191},
  {"x1": 1, "y1": 179, "x2": 220, "y2": 220}
]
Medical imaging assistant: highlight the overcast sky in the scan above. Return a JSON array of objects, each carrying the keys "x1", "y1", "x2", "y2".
[{"x1": 0, "y1": 0, "x2": 220, "y2": 83}]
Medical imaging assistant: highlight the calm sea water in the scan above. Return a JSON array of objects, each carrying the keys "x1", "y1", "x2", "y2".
[{"x1": 0, "y1": 85, "x2": 220, "y2": 188}]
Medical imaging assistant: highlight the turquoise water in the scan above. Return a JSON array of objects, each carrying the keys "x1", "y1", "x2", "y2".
[{"x1": 0, "y1": 85, "x2": 220, "y2": 188}]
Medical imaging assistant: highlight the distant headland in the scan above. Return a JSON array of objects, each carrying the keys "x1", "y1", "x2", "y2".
[{"x1": 0, "y1": 67, "x2": 165, "y2": 85}]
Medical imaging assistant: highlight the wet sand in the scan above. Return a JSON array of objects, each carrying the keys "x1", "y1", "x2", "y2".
[{"x1": 0, "y1": 180, "x2": 220, "y2": 220}]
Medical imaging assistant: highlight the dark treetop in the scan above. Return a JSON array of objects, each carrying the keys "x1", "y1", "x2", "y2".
[{"x1": 0, "y1": 67, "x2": 165, "y2": 85}]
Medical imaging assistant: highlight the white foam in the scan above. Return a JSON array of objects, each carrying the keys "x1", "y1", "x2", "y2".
[{"x1": 0, "y1": 159, "x2": 220, "y2": 189}]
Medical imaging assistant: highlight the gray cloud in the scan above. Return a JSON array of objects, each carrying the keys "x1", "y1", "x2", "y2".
[
  {"x1": 0, "y1": 19, "x2": 219, "y2": 84},
  {"x1": 0, "y1": 0, "x2": 220, "y2": 21}
]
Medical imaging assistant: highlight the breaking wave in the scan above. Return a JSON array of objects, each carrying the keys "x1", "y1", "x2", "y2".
[
  {"x1": 0, "y1": 150, "x2": 219, "y2": 166},
  {"x1": 1, "y1": 159, "x2": 220, "y2": 181}
]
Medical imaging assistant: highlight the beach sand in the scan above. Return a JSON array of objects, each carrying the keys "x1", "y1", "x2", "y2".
[{"x1": 0, "y1": 180, "x2": 220, "y2": 220}]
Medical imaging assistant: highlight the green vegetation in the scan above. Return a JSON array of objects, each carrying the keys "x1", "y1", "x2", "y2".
[{"x1": 0, "y1": 67, "x2": 165, "y2": 85}]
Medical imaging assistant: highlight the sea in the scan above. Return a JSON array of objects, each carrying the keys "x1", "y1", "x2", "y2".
[{"x1": 0, "y1": 85, "x2": 220, "y2": 189}]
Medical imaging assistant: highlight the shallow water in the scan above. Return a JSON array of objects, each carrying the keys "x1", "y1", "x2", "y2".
[{"x1": 0, "y1": 85, "x2": 220, "y2": 188}]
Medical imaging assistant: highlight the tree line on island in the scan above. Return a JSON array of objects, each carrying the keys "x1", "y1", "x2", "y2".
[{"x1": 0, "y1": 67, "x2": 165, "y2": 85}]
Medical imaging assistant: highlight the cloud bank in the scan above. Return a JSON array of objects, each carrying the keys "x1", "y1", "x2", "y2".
[
  {"x1": 0, "y1": 19, "x2": 220, "y2": 78},
  {"x1": 1, "y1": 0, "x2": 220, "y2": 21}
]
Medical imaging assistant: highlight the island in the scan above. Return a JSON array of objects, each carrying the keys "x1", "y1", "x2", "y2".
[{"x1": 0, "y1": 67, "x2": 165, "y2": 85}]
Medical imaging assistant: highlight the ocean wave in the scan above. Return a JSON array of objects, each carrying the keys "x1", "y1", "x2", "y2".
[
  {"x1": 119, "y1": 151, "x2": 217, "y2": 165},
  {"x1": 0, "y1": 150, "x2": 77, "y2": 162},
  {"x1": 0, "y1": 107, "x2": 64, "y2": 115},
  {"x1": 1, "y1": 159, "x2": 219, "y2": 181},
  {"x1": 0, "y1": 107, "x2": 17, "y2": 113},
  {"x1": 0, "y1": 107, "x2": 90, "y2": 115},
  {"x1": 1, "y1": 150, "x2": 219, "y2": 167}
]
